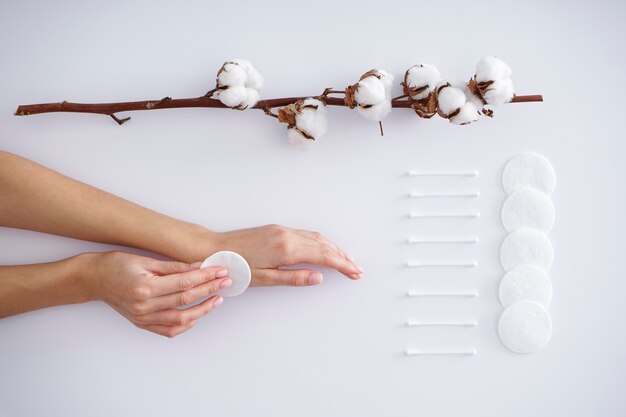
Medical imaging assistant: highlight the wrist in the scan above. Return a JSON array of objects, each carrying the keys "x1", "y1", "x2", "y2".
[
  {"x1": 173, "y1": 223, "x2": 220, "y2": 263},
  {"x1": 65, "y1": 252, "x2": 101, "y2": 303}
]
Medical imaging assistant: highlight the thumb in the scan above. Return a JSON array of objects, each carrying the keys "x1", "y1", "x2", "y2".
[{"x1": 254, "y1": 268, "x2": 324, "y2": 287}]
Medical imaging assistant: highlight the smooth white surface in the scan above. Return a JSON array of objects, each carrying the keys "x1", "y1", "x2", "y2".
[
  {"x1": 200, "y1": 251, "x2": 251, "y2": 297},
  {"x1": 501, "y1": 187, "x2": 555, "y2": 232},
  {"x1": 499, "y1": 265, "x2": 552, "y2": 308},
  {"x1": 1, "y1": 1, "x2": 625, "y2": 416},
  {"x1": 502, "y1": 153, "x2": 556, "y2": 195},
  {"x1": 498, "y1": 301, "x2": 552, "y2": 354},
  {"x1": 500, "y1": 228, "x2": 554, "y2": 272}
]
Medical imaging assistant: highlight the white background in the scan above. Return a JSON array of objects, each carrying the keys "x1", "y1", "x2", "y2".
[{"x1": 1, "y1": 1, "x2": 625, "y2": 416}]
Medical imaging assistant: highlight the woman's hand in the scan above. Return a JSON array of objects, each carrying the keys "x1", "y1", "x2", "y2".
[
  {"x1": 78, "y1": 252, "x2": 231, "y2": 337},
  {"x1": 198, "y1": 224, "x2": 364, "y2": 287}
]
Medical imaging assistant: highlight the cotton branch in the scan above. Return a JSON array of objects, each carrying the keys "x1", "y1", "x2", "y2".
[{"x1": 14, "y1": 94, "x2": 542, "y2": 118}]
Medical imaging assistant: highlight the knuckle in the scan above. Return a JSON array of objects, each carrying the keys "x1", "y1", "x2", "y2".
[
  {"x1": 176, "y1": 313, "x2": 189, "y2": 326},
  {"x1": 129, "y1": 302, "x2": 147, "y2": 316},
  {"x1": 290, "y1": 271, "x2": 309, "y2": 287},
  {"x1": 179, "y1": 291, "x2": 193, "y2": 306},
  {"x1": 312, "y1": 231, "x2": 324, "y2": 243},
  {"x1": 179, "y1": 277, "x2": 193, "y2": 292},
  {"x1": 130, "y1": 283, "x2": 152, "y2": 300}
]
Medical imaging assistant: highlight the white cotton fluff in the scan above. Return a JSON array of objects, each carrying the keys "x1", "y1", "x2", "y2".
[
  {"x1": 216, "y1": 59, "x2": 263, "y2": 109},
  {"x1": 475, "y1": 56, "x2": 512, "y2": 83},
  {"x1": 353, "y1": 70, "x2": 394, "y2": 122},
  {"x1": 437, "y1": 84, "x2": 466, "y2": 116},
  {"x1": 287, "y1": 98, "x2": 328, "y2": 150},
  {"x1": 475, "y1": 56, "x2": 515, "y2": 106},
  {"x1": 483, "y1": 77, "x2": 515, "y2": 105},
  {"x1": 355, "y1": 76, "x2": 387, "y2": 105},
  {"x1": 450, "y1": 102, "x2": 479, "y2": 125},
  {"x1": 218, "y1": 85, "x2": 248, "y2": 108},
  {"x1": 357, "y1": 100, "x2": 392, "y2": 122},
  {"x1": 405, "y1": 64, "x2": 441, "y2": 100}
]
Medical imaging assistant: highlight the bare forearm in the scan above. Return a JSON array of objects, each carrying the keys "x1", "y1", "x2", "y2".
[
  {"x1": 0, "y1": 255, "x2": 90, "y2": 318},
  {"x1": 0, "y1": 151, "x2": 214, "y2": 262}
]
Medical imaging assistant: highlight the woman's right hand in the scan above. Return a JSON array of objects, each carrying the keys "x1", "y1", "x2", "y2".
[{"x1": 77, "y1": 251, "x2": 231, "y2": 338}]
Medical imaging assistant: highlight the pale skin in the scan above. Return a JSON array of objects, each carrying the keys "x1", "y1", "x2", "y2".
[{"x1": 0, "y1": 151, "x2": 363, "y2": 337}]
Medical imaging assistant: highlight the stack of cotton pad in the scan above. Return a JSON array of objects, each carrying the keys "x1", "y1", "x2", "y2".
[{"x1": 498, "y1": 154, "x2": 555, "y2": 354}]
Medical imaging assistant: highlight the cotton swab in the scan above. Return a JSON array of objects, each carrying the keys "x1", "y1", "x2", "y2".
[
  {"x1": 407, "y1": 237, "x2": 479, "y2": 244},
  {"x1": 405, "y1": 349, "x2": 477, "y2": 356},
  {"x1": 405, "y1": 261, "x2": 477, "y2": 268},
  {"x1": 406, "y1": 291, "x2": 478, "y2": 298},
  {"x1": 408, "y1": 191, "x2": 480, "y2": 198},
  {"x1": 407, "y1": 170, "x2": 479, "y2": 177},
  {"x1": 405, "y1": 320, "x2": 478, "y2": 327},
  {"x1": 409, "y1": 212, "x2": 480, "y2": 219}
]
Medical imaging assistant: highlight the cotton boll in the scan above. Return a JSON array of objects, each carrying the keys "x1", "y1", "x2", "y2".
[
  {"x1": 239, "y1": 87, "x2": 260, "y2": 109},
  {"x1": 217, "y1": 63, "x2": 247, "y2": 87},
  {"x1": 375, "y1": 69, "x2": 394, "y2": 97},
  {"x1": 218, "y1": 86, "x2": 247, "y2": 108},
  {"x1": 295, "y1": 98, "x2": 327, "y2": 139},
  {"x1": 475, "y1": 56, "x2": 512, "y2": 82},
  {"x1": 287, "y1": 128, "x2": 318, "y2": 150},
  {"x1": 405, "y1": 64, "x2": 440, "y2": 100},
  {"x1": 437, "y1": 85, "x2": 466, "y2": 116},
  {"x1": 355, "y1": 76, "x2": 387, "y2": 105},
  {"x1": 483, "y1": 78, "x2": 515, "y2": 105},
  {"x1": 450, "y1": 102, "x2": 480, "y2": 125},
  {"x1": 357, "y1": 100, "x2": 391, "y2": 122},
  {"x1": 231, "y1": 59, "x2": 264, "y2": 90}
]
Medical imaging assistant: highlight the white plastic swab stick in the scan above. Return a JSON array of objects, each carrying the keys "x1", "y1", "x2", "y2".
[
  {"x1": 406, "y1": 320, "x2": 478, "y2": 327},
  {"x1": 407, "y1": 170, "x2": 479, "y2": 177},
  {"x1": 407, "y1": 290, "x2": 478, "y2": 297},
  {"x1": 409, "y1": 212, "x2": 480, "y2": 219},
  {"x1": 406, "y1": 261, "x2": 477, "y2": 268},
  {"x1": 408, "y1": 191, "x2": 480, "y2": 198},
  {"x1": 407, "y1": 237, "x2": 479, "y2": 244},
  {"x1": 405, "y1": 349, "x2": 477, "y2": 356}
]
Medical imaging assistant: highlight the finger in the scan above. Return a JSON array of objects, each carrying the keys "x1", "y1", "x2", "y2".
[
  {"x1": 142, "y1": 276, "x2": 232, "y2": 311},
  {"x1": 291, "y1": 239, "x2": 362, "y2": 279},
  {"x1": 138, "y1": 320, "x2": 197, "y2": 338},
  {"x1": 149, "y1": 266, "x2": 229, "y2": 297},
  {"x1": 148, "y1": 259, "x2": 203, "y2": 276},
  {"x1": 294, "y1": 229, "x2": 355, "y2": 263},
  {"x1": 254, "y1": 269, "x2": 324, "y2": 287},
  {"x1": 135, "y1": 295, "x2": 223, "y2": 325}
]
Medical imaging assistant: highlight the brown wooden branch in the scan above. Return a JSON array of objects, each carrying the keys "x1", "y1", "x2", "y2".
[{"x1": 14, "y1": 94, "x2": 543, "y2": 120}]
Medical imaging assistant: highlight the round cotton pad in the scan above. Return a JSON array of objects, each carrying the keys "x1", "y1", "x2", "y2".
[
  {"x1": 501, "y1": 188, "x2": 555, "y2": 233},
  {"x1": 502, "y1": 153, "x2": 556, "y2": 196},
  {"x1": 200, "y1": 251, "x2": 251, "y2": 297},
  {"x1": 499, "y1": 265, "x2": 552, "y2": 308},
  {"x1": 500, "y1": 228, "x2": 553, "y2": 272},
  {"x1": 498, "y1": 301, "x2": 552, "y2": 354}
]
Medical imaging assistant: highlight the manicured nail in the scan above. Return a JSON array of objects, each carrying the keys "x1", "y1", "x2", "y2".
[
  {"x1": 220, "y1": 278, "x2": 232, "y2": 289},
  {"x1": 213, "y1": 296, "x2": 224, "y2": 307},
  {"x1": 350, "y1": 273, "x2": 362, "y2": 280},
  {"x1": 346, "y1": 254, "x2": 355, "y2": 262},
  {"x1": 215, "y1": 269, "x2": 228, "y2": 277},
  {"x1": 307, "y1": 273, "x2": 323, "y2": 285},
  {"x1": 356, "y1": 266, "x2": 365, "y2": 273},
  {"x1": 190, "y1": 262, "x2": 203, "y2": 269}
]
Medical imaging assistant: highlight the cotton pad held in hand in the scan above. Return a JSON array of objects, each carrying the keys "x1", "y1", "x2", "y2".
[
  {"x1": 200, "y1": 251, "x2": 251, "y2": 297},
  {"x1": 500, "y1": 228, "x2": 553, "y2": 272},
  {"x1": 499, "y1": 265, "x2": 552, "y2": 308},
  {"x1": 498, "y1": 301, "x2": 552, "y2": 354},
  {"x1": 502, "y1": 153, "x2": 556, "y2": 196},
  {"x1": 501, "y1": 187, "x2": 555, "y2": 233}
]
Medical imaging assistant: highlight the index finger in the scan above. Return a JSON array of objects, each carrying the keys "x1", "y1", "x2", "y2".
[{"x1": 148, "y1": 266, "x2": 228, "y2": 297}]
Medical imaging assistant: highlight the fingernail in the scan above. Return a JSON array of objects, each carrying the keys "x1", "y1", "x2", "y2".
[
  {"x1": 356, "y1": 266, "x2": 365, "y2": 273},
  {"x1": 307, "y1": 273, "x2": 323, "y2": 285},
  {"x1": 213, "y1": 296, "x2": 224, "y2": 308},
  {"x1": 346, "y1": 254, "x2": 355, "y2": 262},
  {"x1": 215, "y1": 269, "x2": 228, "y2": 278},
  {"x1": 190, "y1": 262, "x2": 203, "y2": 269},
  {"x1": 220, "y1": 278, "x2": 232, "y2": 289},
  {"x1": 350, "y1": 273, "x2": 362, "y2": 280}
]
